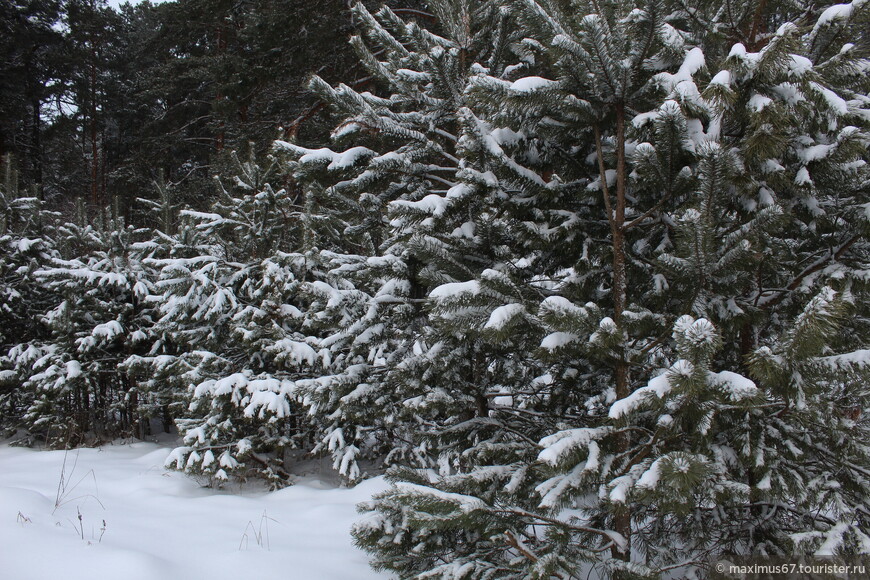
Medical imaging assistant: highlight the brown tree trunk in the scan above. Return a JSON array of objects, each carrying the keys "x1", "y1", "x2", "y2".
[
  {"x1": 748, "y1": 0, "x2": 769, "y2": 50},
  {"x1": 23, "y1": 51, "x2": 43, "y2": 199},
  {"x1": 90, "y1": 54, "x2": 99, "y2": 207},
  {"x1": 31, "y1": 95, "x2": 42, "y2": 200},
  {"x1": 214, "y1": 21, "x2": 227, "y2": 151},
  {"x1": 611, "y1": 103, "x2": 632, "y2": 565}
]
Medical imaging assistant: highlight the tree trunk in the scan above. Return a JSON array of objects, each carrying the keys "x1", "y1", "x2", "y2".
[
  {"x1": 30, "y1": 95, "x2": 43, "y2": 200},
  {"x1": 611, "y1": 102, "x2": 632, "y2": 565},
  {"x1": 90, "y1": 55, "x2": 99, "y2": 207},
  {"x1": 214, "y1": 21, "x2": 227, "y2": 151},
  {"x1": 24, "y1": 51, "x2": 43, "y2": 198}
]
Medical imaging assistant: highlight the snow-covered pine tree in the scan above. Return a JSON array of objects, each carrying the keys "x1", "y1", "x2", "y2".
[
  {"x1": 352, "y1": 0, "x2": 698, "y2": 575},
  {"x1": 352, "y1": 0, "x2": 869, "y2": 577},
  {"x1": 118, "y1": 176, "x2": 194, "y2": 434},
  {"x1": 151, "y1": 150, "x2": 358, "y2": 485},
  {"x1": 276, "y1": 0, "x2": 554, "y2": 485},
  {"x1": 0, "y1": 183, "x2": 58, "y2": 437},
  {"x1": 7, "y1": 203, "x2": 161, "y2": 446}
]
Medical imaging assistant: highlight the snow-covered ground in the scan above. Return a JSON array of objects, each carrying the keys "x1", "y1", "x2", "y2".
[{"x1": 0, "y1": 441, "x2": 391, "y2": 580}]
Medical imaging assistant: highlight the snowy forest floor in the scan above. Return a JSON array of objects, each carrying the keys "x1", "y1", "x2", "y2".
[{"x1": 0, "y1": 440, "x2": 391, "y2": 580}]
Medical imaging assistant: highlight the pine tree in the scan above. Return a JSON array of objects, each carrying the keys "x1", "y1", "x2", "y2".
[
  {"x1": 7, "y1": 203, "x2": 161, "y2": 445},
  {"x1": 352, "y1": 0, "x2": 870, "y2": 577},
  {"x1": 148, "y1": 150, "x2": 361, "y2": 485},
  {"x1": 0, "y1": 180, "x2": 57, "y2": 437},
  {"x1": 0, "y1": 0, "x2": 64, "y2": 196},
  {"x1": 275, "y1": 0, "x2": 567, "y2": 492}
]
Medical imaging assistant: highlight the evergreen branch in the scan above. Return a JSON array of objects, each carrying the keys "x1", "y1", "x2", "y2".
[
  {"x1": 672, "y1": 0, "x2": 713, "y2": 34},
  {"x1": 247, "y1": 451, "x2": 292, "y2": 480},
  {"x1": 748, "y1": 502, "x2": 837, "y2": 528},
  {"x1": 807, "y1": 441, "x2": 870, "y2": 481},
  {"x1": 593, "y1": 125, "x2": 616, "y2": 235},
  {"x1": 432, "y1": 129, "x2": 458, "y2": 142},
  {"x1": 658, "y1": 558, "x2": 705, "y2": 573},
  {"x1": 612, "y1": 427, "x2": 664, "y2": 475},
  {"x1": 503, "y1": 529, "x2": 567, "y2": 577},
  {"x1": 391, "y1": 9, "x2": 437, "y2": 21},
  {"x1": 583, "y1": 12, "x2": 620, "y2": 96},
  {"x1": 369, "y1": 297, "x2": 429, "y2": 305},
  {"x1": 756, "y1": 235, "x2": 861, "y2": 309},
  {"x1": 487, "y1": 405, "x2": 551, "y2": 419},
  {"x1": 282, "y1": 75, "x2": 373, "y2": 139},
  {"x1": 623, "y1": 195, "x2": 670, "y2": 231},
  {"x1": 493, "y1": 507, "x2": 625, "y2": 549},
  {"x1": 423, "y1": 174, "x2": 459, "y2": 187},
  {"x1": 629, "y1": 1, "x2": 659, "y2": 80}
]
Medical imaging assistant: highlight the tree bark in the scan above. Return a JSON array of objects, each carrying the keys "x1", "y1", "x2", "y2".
[
  {"x1": 611, "y1": 102, "x2": 632, "y2": 564},
  {"x1": 90, "y1": 49, "x2": 100, "y2": 207}
]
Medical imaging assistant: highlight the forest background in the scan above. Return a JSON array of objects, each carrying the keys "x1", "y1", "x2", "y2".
[{"x1": 1, "y1": 0, "x2": 869, "y2": 578}]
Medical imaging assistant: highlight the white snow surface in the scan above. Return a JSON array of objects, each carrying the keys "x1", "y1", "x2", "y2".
[
  {"x1": 609, "y1": 370, "x2": 674, "y2": 419},
  {"x1": 428, "y1": 280, "x2": 481, "y2": 299},
  {"x1": 509, "y1": 76, "x2": 557, "y2": 92},
  {"x1": 813, "y1": 0, "x2": 867, "y2": 36},
  {"x1": 636, "y1": 458, "x2": 662, "y2": 490},
  {"x1": 538, "y1": 428, "x2": 610, "y2": 466},
  {"x1": 484, "y1": 303, "x2": 525, "y2": 330},
  {"x1": 711, "y1": 370, "x2": 759, "y2": 400},
  {"x1": 709, "y1": 70, "x2": 731, "y2": 87},
  {"x1": 540, "y1": 331, "x2": 579, "y2": 350},
  {"x1": 0, "y1": 441, "x2": 390, "y2": 580}
]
